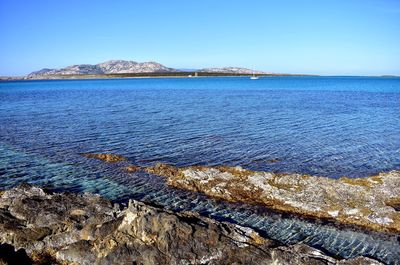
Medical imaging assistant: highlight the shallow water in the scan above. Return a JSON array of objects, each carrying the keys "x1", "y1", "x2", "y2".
[
  {"x1": 1, "y1": 77, "x2": 400, "y2": 263},
  {"x1": 1, "y1": 77, "x2": 399, "y2": 179}
]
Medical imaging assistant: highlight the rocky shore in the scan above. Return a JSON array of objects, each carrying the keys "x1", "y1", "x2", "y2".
[
  {"x1": 142, "y1": 164, "x2": 400, "y2": 233},
  {"x1": 80, "y1": 153, "x2": 400, "y2": 233},
  {"x1": 0, "y1": 185, "x2": 384, "y2": 265}
]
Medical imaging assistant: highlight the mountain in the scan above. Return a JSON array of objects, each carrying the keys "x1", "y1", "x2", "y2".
[
  {"x1": 96, "y1": 60, "x2": 175, "y2": 74},
  {"x1": 27, "y1": 60, "x2": 176, "y2": 78},
  {"x1": 26, "y1": 60, "x2": 269, "y2": 79},
  {"x1": 200, "y1": 67, "x2": 267, "y2": 74}
]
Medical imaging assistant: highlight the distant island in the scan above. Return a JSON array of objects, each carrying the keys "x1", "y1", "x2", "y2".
[
  {"x1": 0, "y1": 60, "x2": 316, "y2": 81},
  {"x1": 2, "y1": 60, "x2": 397, "y2": 81}
]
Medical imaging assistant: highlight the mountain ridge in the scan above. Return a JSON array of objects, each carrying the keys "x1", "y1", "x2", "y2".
[
  {"x1": 27, "y1": 60, "x2": 268, "y2": 78},
  {"x1": 200, "y1": 67, "x2": 267, "y2": 74},
  {"x1": 27, "y1": 60, "x2": 176, "y2": 78}
]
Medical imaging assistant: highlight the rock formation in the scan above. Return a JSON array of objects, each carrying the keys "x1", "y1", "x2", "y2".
[
  {"x1": 0, "y1": 185, "x2": 383, "y2": 265},
  {"x1": 143, "y1": 163, "x2": 400, "y2": 233},
  {"x1": 79, "y1": 153, "x2": 400, "y2": 233},
  {"x1": 81, "y1": 153, "x2": 127, "y2": 163},
  {"x1": 27, "y1": 60, "x2": 176, "y2": 78}
]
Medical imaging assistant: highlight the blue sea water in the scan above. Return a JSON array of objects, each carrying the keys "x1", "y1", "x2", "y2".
[{"x1": 1, "y1": 76, "x2": 400, "y2": 263}]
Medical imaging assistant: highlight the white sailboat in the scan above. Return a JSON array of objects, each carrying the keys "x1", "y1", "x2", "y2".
[{"x1": 250, "y1": 71, "x2": 259, "y2": 80}]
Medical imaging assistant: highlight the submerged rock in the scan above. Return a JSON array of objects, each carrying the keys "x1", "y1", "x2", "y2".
[
  {"x1": 0, "y1": 185, "x2": 383, "y2": 265},
  {"x1": 251, "y1": 157, "x2": 282, "y2": 164},
  {"x1": 123, "y1": 165, "x2": 142, "y2": 172},
  {"x1": 81, "y1": 153, "x2": 127, "y2": 163},
  {"x1": 141, "y1": 163, "x2": 400, "y2": 233}
]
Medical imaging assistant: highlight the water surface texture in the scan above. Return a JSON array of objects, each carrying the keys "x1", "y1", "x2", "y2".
[
  {"x1": 1, "y1": 77, "x2": 400, "y2": 263},
  {"x1": 1, "y1": 77, "x2": 399, "y2": 178}
]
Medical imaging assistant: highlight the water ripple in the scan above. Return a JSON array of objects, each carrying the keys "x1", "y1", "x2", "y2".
[{"x1": 1, "y1": 77, "x2": 400, "y2": 263}]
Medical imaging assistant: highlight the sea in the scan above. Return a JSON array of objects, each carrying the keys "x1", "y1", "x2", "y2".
[{"x1": 1, "y1": 76, "x2": 400, "y2": 263}]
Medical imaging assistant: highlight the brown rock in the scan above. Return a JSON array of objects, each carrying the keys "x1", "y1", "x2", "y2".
[
  {"x1": 123, "y1": 165, "x2": 142, "y2": 172},
  {"x1": 144, "y1": 163, "x2": 400, "y2": 233},
  {"x1": 81, "y1": 153, "x2": 127, "y2": 163},
  {"x1": 0, "y1": 185, "x2": 383, "y2": 265}
]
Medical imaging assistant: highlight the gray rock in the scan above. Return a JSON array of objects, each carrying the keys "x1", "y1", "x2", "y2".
[
  {"x1": 0, "y1": 185, "x2": 383, "y2": 265},
  {"x1": 143, "y1": 163, "x2": 400, "y2": 233}
]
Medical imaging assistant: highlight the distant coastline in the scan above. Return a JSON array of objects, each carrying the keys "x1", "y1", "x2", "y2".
[
  {"x1": 0, "y1": 72, "x2": 320, "y2": 81},
  {"x1": 1, "y1": 59, "x2": 398, "y2": 81},
  {"x1": 2, "y1": 73, "x2": 400, "y2": 82}
]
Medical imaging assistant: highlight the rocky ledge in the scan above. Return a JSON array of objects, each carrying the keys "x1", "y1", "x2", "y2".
[
  {"x1": 82, "y1": 153, "x2": 400, "y2": 233},
  {"x1": 143, "y1": 164, "x2": 400, "y2": 233},
  {"x1": 0, "y1": 185, "x2": 382, "y2": 265}
]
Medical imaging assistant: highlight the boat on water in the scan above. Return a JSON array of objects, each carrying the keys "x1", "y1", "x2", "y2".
[{"x1": 250, "y1": 72, "x2": 259, "y2": 80}]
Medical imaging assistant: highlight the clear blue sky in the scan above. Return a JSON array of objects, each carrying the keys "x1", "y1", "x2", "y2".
[{"x1": 1, "y1": 0, "x2": 399, "y2": 76}]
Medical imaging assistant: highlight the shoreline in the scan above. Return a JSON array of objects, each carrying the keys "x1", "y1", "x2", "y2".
[
  {"x1": 2, "y1": 73, "x2": 399, "y2": 82},
  {"x1": 0, "y1": 72, "x2": 318, "y2": 82},
  {"x1": 82, "y1": 153, "x2": 400, "y2": 234},
  {"x1": 0, "y1": 184, "x2": 391, "y2": 264}
]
